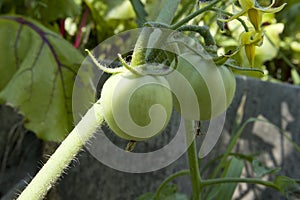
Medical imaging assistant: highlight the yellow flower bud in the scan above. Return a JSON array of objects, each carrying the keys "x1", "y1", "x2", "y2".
[
  {"x1": 245, "y1": 44, "x2": 256, "y2": 67},
  {"x1": 248, "y1": 8, "x2": 262, "y2": 31},
  {"x1": 239, "y1": 30, "x2": 264, "y2": 67},
  {"x1": 221, "y1": 0, "x2": 286, "y2": 31}
]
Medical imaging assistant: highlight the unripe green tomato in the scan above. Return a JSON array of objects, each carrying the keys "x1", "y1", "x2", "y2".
[
  {"x1": 100, "y1": 71, "x2": 173, "y2": 141},
  {"x1": 167, "y1": 53, "x2": 236, "y2": 120}
]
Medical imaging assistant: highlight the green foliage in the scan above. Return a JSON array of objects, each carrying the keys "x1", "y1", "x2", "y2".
[
  {"x1": 136, "y1": 184, "x2": 189, "y2": 200},
  {"x1": 1, "y1": 0, "x2": 298, "y2": 200},
  {"x1": 1, "y1": 0, "x2": 295, "y2": 143},
  {"x1": 277, "y1": 1, "x2": 300, "y2": 36},
  {"x1": 0, "y1": 16, "x2": 83, "y2": 141},
  {"x1": 216, "y1": 157, "x2": 244, "y2": 199},
  {"x1": 252, "y1": 159, "x2": 281, "y2": 178},
  {"x1": 31, "y1": 0, "x2": 81, "y2": 22},
  {"x1": 136, "y1": 193, "x2": 155, "y2": 200},
  {"x1": 84, "y1": 0, "x2": 137, "y2": 43},
  {"x1": 129, "y1": 0, "x2": 148, "y2": 26},
  {"x1": 197, "y1": 0, "x2": 300, "y2": 83},
  {"x1": 205, "y1": 157, "x2": 244, "y2": 200},
  {"x1": 0, "y1": 0, "x2": 81, "y2": 22},
  {"x1": 274, "y1": 176, "x2": 300, "y2": 200},
  {"x1": 274, "y1": 0, "x2": 300, "y2": 84}
]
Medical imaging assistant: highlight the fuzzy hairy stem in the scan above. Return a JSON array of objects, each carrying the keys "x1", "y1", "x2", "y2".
[
  {"x1": 17, "y1": 102, "x2": 104, "y2": 200},
  {"x1": 130, "y1": 0, "x2": 180, "y2": 67}
]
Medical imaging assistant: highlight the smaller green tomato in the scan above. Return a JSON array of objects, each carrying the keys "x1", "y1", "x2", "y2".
[
  {"x1": 100, "y1": 71, "x2": 173, "y2": 141},
  {"x1": 167, "y1": 53, "x2": 236, "y2": 120}
]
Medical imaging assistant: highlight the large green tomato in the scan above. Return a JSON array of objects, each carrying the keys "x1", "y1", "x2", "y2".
[
  {"x1": 167, "y1": 53, "x2": 236, "y2": 120},
  {"x1": 100, "y1": 71, "x2": 173, "y2": 141}
]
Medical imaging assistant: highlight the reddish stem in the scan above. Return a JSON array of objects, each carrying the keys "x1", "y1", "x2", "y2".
[
  {"x1": 60, "y1": 19, "x2": 65, "y2": 37},
  {"x1": 74, "y1": 7, "x2": 89, "y2": 48}
]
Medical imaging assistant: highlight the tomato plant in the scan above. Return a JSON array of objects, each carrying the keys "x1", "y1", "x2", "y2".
[{"x1": 3, "y1": 1, "x2": 298, "y2": 200}]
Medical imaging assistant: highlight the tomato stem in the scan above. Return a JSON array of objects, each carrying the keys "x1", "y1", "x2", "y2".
[
  {"x1": 185, "y1": 120, "x2": 202, "y2": 200},
  {"x1": 130, "y1": 28, "x2": 151, "y2": 67},
  {"x1": 200, "y1": 178, "x2": 279, "y2": 191},
  {"x1": 177, "y1": 25, "x2": 215, "y2": 46},
  {"x1": 209, "y1": 7, "x2": 249, "y2": 32},
  {"x1": 170, "y1": 0, "x2": 224, "y2": 30},
  {"x1": 225, "y1": 63, "x2": 265, "y2": 75},
  {"x1": 17, "y1": 102, "x2": 104, "y2": 200}
]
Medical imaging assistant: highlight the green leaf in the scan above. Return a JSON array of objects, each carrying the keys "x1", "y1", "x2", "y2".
[
  {"x1": 144, "y1": 0, "x2": 166, "y2": 21},
  {"x1": 0, "y1": 15, "x2": 84, "y2": 141},
  {"x1": 84, "y1": 0, "x2": 114, "y2": 42},
  {"x1": 214, "y1": 157, "x2": 244, "y2": 200},
  {"x1": 274, "y1": 176, "x2": 300, "y2": 200},
  {"x1": 278, "y1": 2, "x2": 300, "y2": 35},
  {"x1": 252, "y1": 159, "x2": 280, "y2": 178},
  {"x1": 200, "y1": 152, "x2": 257, "y2": 175},
  {"x1": 105, "y1": 0, "x2": 135, "y2": 20},
  {"x1": 207, "y1": 118, "x2": 258, "y2": 179},
  {"x1": 159, "y1": 184, "x2": 178, "y2": 197},
  {"x1": 32, "y1": 0, "x2": 81, "y2": 21},
  {"x1": 136, "y1": 193, "x2": 155, "y2": 200},
  {"x1": 165, "y1": 193, "x2": 189, "y2": 200},
  {"x1": 155, "y1": 0, "x2": 180, "y2": 24},
  {"x1": 135, "y1": 191, "x2": 188, "y2": 200},
  {"x1": 157, "y1": 184, "x2": 189, "y2": 200},
  {"x1": 129, "y1": 0, "x2": 148, "y2": 26},
  {"x1": 84, "y1": 0, "x2": 137, "y2": 42}
]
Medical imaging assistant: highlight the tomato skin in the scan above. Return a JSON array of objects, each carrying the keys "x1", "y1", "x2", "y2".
[
  {"x1": 167, "y1": 53, "x2": 236, "y2": 120},
  {"x1": 100, "y1": 71, "x2": 173, "y2": 141}
]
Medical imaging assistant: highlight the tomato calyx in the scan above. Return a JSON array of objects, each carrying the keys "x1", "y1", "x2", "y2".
[
  {"x1": 85, "y1": 49, "x2": 126, "y2": 74},
  {"x1": 86, "y1": 48, "x2": 178, "y2": 76},
  {"x1": 134, "y1": 57, "x2": 178, "y2": 76}
]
